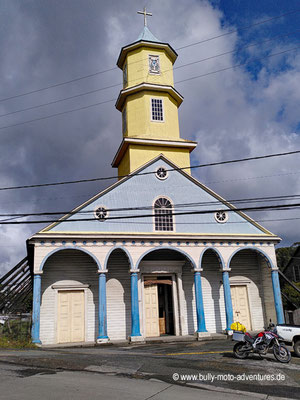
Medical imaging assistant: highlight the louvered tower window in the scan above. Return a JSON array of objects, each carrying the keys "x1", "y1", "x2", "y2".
[{"x1": 154, "y1": 198, "x2": 174, "y2": 231}]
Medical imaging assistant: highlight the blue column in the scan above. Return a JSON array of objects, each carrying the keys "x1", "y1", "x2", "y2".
[
  {"x1": 194, "y1": 271, "x2": 207, "y2": 332},
  {"x1": 31, "y1": 274, "x2": 42, "y2": 344},
  {"x1": 222, "y1": 270, "x2": 234, "y2": 331},
  {"x1": 97, "y1": 272, "x2": 108, "y2": 340},
  {"x1": 130, "y1": 271, "x2": 141, "y2": 337},
  {"x1": 271, "y1": 270, "x2": 285, "y2": 324}
]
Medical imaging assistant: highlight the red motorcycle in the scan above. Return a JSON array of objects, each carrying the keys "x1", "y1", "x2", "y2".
[{"x1": 233, "y1": 324, "x2": 291, "y2": 363}]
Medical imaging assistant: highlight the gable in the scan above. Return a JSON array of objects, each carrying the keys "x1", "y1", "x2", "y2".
[{"x1": 42, "y1": 156, "x2": 273, "y2": 236}]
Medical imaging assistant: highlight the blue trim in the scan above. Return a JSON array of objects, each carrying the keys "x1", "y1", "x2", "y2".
[
  {"x1": 194, "y1": 271, "x2": 207, "y2": 332},
  {"x1": 39, "y1": 246, "x2": 101, "y2": 271},
  {"x1": 227, "y1": 247, "x2": 274, "y2": 269},
  {"x1": 97, "y1": 273, "x2": 108, "y2": 339},
  {"x1": 222, "y1": 271, "x2": 234, "y2": 331},
  {"x1": 199, "y1": 247, "x2": 225, "y2": 269},
  {"x1": 130, "y1": 272, "x2": 141, "y2": 337},
  {"x1": 31, "y1": 275, "x2": 42, "y2": 344},
  {"x1": 271, "y1": 270, "x2": 285, "y2": 324},
  {"x1": 104, "y1": 246, "x2": 133, "y2": 270},
  {"x1": 135, "y1": 246, "x2": 197, "y2": 270}
]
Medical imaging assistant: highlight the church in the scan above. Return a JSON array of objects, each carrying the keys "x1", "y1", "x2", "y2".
[{"x1": 29, "y1": 15, "x2": 284, "y2": 345}]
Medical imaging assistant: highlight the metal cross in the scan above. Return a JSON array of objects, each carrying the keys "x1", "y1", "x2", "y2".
[{"x1": 137, "y1": 7, "x2": 152, "y2": 27}]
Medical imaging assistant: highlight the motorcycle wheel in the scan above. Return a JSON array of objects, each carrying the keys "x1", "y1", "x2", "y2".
[
  {"x1": 233, "y1": 342, "x2": 249, "y2": 359},
  {"x1": 273, "y1": 344, "x2": 291, "y2": 363}
]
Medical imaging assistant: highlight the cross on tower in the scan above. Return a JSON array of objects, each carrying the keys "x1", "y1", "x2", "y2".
[{"x1": 137, "y1": 7, "x2": 152, "y2": 27}]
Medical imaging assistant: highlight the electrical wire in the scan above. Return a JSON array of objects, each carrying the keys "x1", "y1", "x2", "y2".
[
  {"x1": 1, "y1": 202, "x2": 300, "y2": 225},
  {"x1": 1, "y1": 28, "x2": 299, "y2": 120},
  {"x1": 1, "y1": 194, "x2": 300, "y2": 217},
  {"x1": 0, "y1": 149, "x2": 298, "y2": 191},
  {"x1": 176, "y1": 9, "x2": 300, "y2": 50},
  {"x1": 1, "y1": 44, "x2": 299, "y2": 133},
  {"x1": 0, "y1": 8, "x2": 299, "y2": 104}
]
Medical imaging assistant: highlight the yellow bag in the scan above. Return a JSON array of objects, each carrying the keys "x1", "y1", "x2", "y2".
[{"x1": 231, "y1": 321, "x2": 246, "y2": 332}]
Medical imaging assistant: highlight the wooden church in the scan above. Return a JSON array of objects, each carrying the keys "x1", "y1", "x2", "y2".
[{"x1": 29, "y1": 15, "x2": 284, "y2": 345}]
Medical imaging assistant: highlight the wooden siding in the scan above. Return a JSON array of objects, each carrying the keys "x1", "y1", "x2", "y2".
[
  {"x1": 48, "y1": 158, "x2": 266, "y2": 236},
  {"x1": 201, "y1": 251, "x2": 226, "y2": 333},
  {"x1": 181, "y1": 262, "x2": 197, "y2": 335},
  {"x1": 40, "y1": 250, "x2": 98, "y2": 345},
  {"x1": 106, "y1": 249, "x2": 131, "y2": 340},
  {"x1": 259, "y1": 258, "x2": 276, "y2": 323}
]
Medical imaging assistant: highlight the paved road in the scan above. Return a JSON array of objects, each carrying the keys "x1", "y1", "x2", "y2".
[
  {"x1": 0, "y1": 362, "x2": 259, "y2": 400},
  {"x1": 0, "y1": 339, "x2": 299, "y2": 399}
]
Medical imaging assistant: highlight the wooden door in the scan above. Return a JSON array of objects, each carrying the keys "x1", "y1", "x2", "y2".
[
  {"x1": 144, "y1": 284, "x2": 159, "y2": 337},
  {"x1": 231, "y1": 285, "x2": 252, "y2": 330},
  {"x1": 57, "y1": 290, "x2": 85, "y2": 343}
]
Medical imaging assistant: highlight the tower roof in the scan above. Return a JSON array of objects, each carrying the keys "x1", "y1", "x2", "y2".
[
  {"x1": 116, "y1": 36, "x2": 177, "y2": 69},
  {"x1": 136, "y1": 26, "x2": 160, "y2": 43}
]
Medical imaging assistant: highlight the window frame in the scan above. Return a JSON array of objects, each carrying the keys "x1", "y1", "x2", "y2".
[
  {"x1": 123, "y1": 62, "x2": 128, "y2": 86},
  {"x1": 148, "y1": 54, "x2": 160, "y2": 75},
  {"x1": 122, "y1": 107, "x2": 127, "y2": 135},
  {"x1": 155, "y1": 166, "x2": 168, "y2": 180},
  {"x1": 94, "y1": 205, "x2": 109, "y2": 222},
  {"x1": 153, "y1": 196, "x2": 175, "y2": 232},
  {"x1": 150, "y1": 97, "x2": 164, "y2": 122},
  {"x1": 214, "y1": 210, "x2": 228, "y2": 224}
]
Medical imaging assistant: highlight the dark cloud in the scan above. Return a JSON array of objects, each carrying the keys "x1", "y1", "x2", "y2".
[{"x1": 0, "y1": 0, "x2": 299, "y2": 274}]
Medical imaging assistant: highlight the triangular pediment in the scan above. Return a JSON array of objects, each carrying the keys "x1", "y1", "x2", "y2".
[{"x1": 37, "y1": 155, "x2": 276, "y2": 237}]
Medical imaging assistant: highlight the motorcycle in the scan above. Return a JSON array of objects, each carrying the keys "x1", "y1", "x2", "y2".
[{"x1": 233, "y1": 323, "x2": 291, "y2": 363}]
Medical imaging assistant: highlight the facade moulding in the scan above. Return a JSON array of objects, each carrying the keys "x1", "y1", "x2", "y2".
[{"x1": 29, "y1": 233, "x2": 281, "y2": 242}]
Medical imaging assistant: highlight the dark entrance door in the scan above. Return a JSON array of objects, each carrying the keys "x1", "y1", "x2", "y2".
[{"x1": 158, "y1": 279, "x2": 174, "y2": 335}]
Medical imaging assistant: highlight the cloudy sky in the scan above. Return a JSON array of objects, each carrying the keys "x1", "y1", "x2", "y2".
[{"x1": 0, "y1": 0, "x2": 300, "y2": 274}]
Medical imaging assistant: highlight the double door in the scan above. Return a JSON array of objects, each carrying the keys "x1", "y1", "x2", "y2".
[{"x1": 57, "y1": 290, "x2": 85, "y2": 343}]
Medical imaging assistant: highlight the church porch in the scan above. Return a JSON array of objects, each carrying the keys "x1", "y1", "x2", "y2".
[{"x1": 31, "y1": 240, "x2": 284, "y2": 345}]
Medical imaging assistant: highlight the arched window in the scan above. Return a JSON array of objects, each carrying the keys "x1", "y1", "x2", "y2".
[{"x1": 154, "y1": 198, "x2": 174, "y2": 231}]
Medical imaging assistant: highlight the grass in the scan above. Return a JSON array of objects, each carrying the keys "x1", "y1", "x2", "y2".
[
  {"x1": 0, "y1": 318, "x2": 36, "y2": 349},
  {"x1": 0, "y1": 336, "x2": 37, "y2": 349}
]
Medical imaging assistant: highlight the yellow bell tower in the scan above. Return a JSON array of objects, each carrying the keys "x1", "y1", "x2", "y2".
[{"x1": 112, "y1": 10, "x2": 197, "y2": 177}]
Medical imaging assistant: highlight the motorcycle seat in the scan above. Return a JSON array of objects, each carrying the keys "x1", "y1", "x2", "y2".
[{"x1": 244, "y1": 332, "x2": 255, "y2": 343}]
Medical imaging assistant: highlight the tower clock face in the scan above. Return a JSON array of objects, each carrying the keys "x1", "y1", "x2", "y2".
[{"x1": 149, "y1": 55, "x2": 160, "y2": 74}]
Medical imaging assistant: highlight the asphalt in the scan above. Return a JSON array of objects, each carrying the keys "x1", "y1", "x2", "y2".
[{"x1": 0, "y1": 339, "x2": 299, "y2": 399}]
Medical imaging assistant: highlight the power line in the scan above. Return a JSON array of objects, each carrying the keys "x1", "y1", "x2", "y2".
[
  {"x1": 0, "y1": 98, "x2": 115, "y2": 132},
  {"x1": 0, "y1": 149, "x2": 298, "y2": 192},
  {"x1": 176, "y1": 44, "x2": 300, "y2": 85},
  {"x1": 0, "y1": 8, "x2": 299, "y2": 104},
  {"x1": 0, "y1": 170, "x2": 298, "y2": 207},
  {"x1": 0, "y1": 202, "x2": 300, "y2": 225},
  {"x1": 0, "y1": 67, "x2": 118, "y2": 104},
  {"x1": 0, "y1": 84, "x2": 120, "y2": 119},
  {"x1": 174, "y1": 28, "x2": 300, "y2": 71},
  {"x1": 204, "y1": 170, "x2": 300, "y2": 185},
  {"x1": 2, "y1": 194, "x2": 300, "y2": 217},
  {"x1": 176, "y1": 9, "x2": 300, "y2": 50},
  {"x1": 2, "y1": 28, "x2": 299, "y2": 120},
  {"x1": 0, "y1": 216, "x2": 299, "y2": 228},
  {"x1": 1, "y1": 44, "x2": 299, "y2": 132}
]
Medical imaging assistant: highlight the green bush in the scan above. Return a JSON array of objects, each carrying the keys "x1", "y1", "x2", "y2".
[{"x1": 1, "y1": 319, "x2": 31, "y2": 341}]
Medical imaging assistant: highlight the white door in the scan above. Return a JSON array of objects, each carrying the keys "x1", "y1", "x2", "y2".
[
  {"x1": 231, "y1": 285, "x2": 252, "y2": 330},
  {"x1": 57, "y1": 290, "x2": 85, "y2": 343},
  {"x1": 144, "y1": 284, "x2": 160, "y2": 337}
]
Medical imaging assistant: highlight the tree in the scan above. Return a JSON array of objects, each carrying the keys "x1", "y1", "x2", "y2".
[
  {"x1": 282, "y1": 282, "x2": 300, "y2": 308},
  {"x1": 275, "y1": 246, "x2": 297, "y2": 271}
]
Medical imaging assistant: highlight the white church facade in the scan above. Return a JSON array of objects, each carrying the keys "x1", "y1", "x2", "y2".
[{"x1": 29, "y1": 21, "x2": 284, "y2": 345}]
